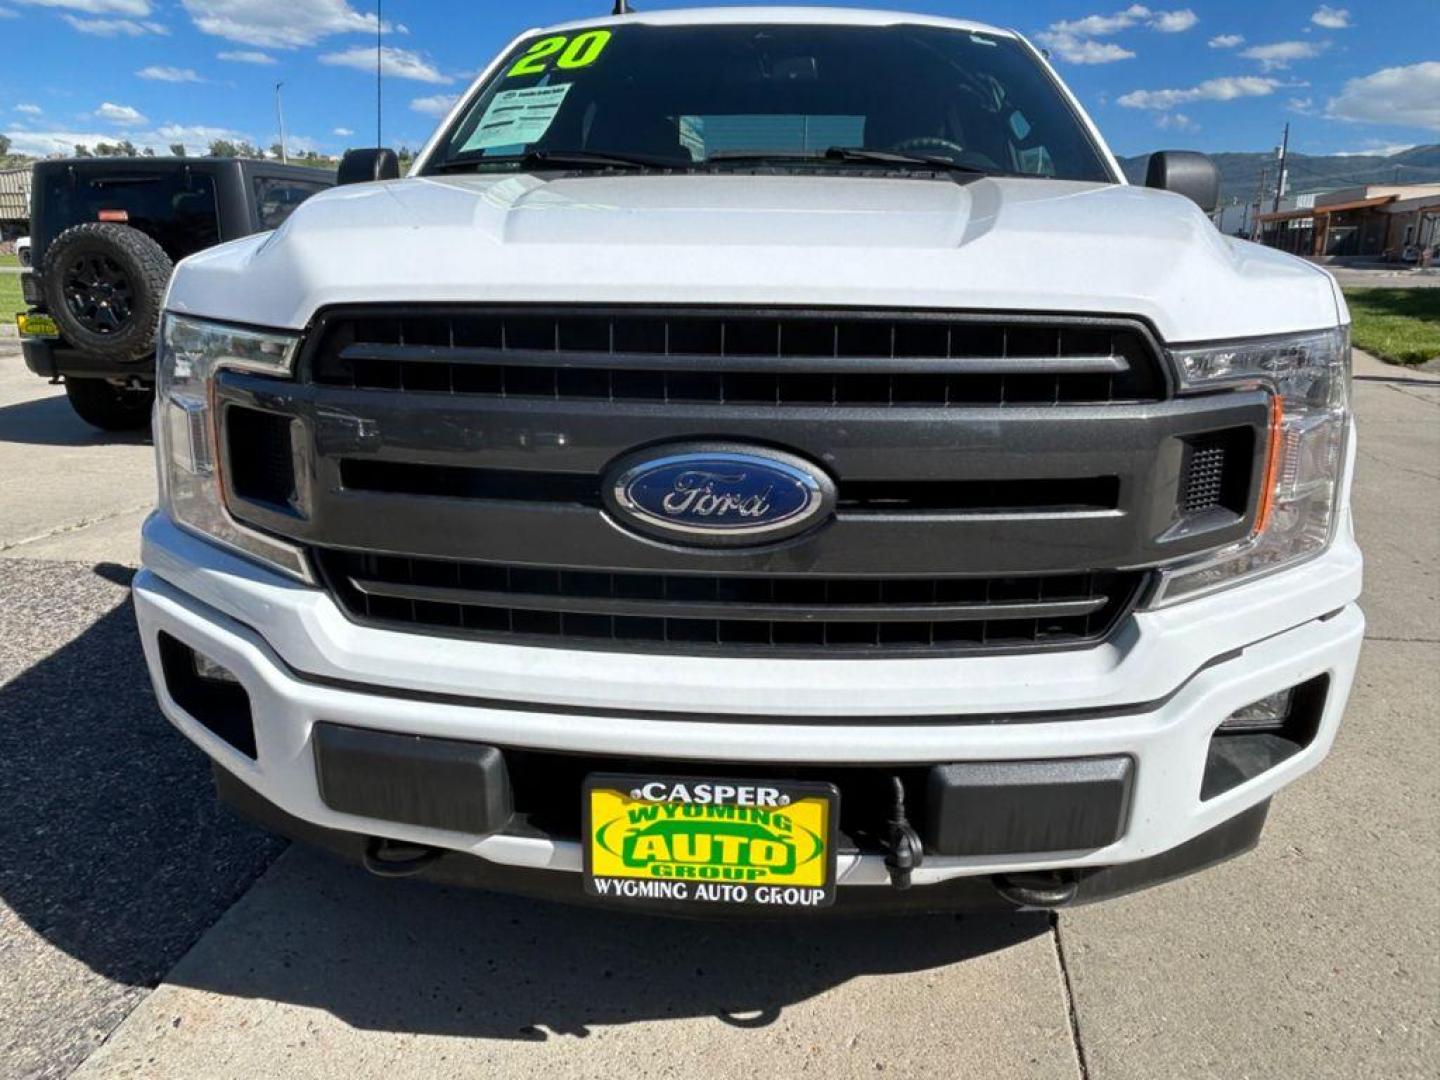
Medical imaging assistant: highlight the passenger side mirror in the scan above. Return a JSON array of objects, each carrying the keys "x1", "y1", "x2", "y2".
[
  {"x1": 338, "y1": 148, "x2": 401, "y2": 186},
  {"x1": 1144, "y1": 151, "x2": 1220, "y2": 213}
]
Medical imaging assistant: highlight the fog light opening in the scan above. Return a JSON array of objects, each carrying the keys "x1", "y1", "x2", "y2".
[
  {"x1": 157, "y1": 632, "x2": 257, "y2": 760},
  {"x1": 1219, "y1": 688, "x2": 1294, "y2": 733},
  {"x1": 192, "y1": 650, "x2": 240, "y2": 684},
  {"x1": 1201, "y1": 675, "x2": 1329, "y2": 801}
]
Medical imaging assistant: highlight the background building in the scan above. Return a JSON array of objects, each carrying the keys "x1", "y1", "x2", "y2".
[
  {"x1": 0, "y1": 165, "x2": 32, "y2": 243},
  {"x1": 1255, "y1": 184, "x2": 1440, "y2": 259}
]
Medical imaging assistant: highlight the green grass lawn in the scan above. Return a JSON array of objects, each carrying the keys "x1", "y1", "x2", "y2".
[
  {"x1": 0, "y1": 268, "x2": 22, "y2": 318},
  {"x1": 0, "y1": 253, "x2": 18, "y2": 268},
  {"x1": 1343, "y1": 288, "x2": 1440, "y2": 366}
]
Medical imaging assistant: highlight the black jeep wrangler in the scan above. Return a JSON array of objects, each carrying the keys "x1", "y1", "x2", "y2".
[{"x1": 18, "y1": 157, "x2": 332, "y2": 430}]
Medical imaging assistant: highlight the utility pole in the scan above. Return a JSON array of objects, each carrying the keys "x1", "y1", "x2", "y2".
[
  {"x1": 1251, "y1": 166, "x2": 1269, "y2": 241},
  {"x1": 1271, "y1": 122, "x2": 1290, "y2": 214},
  {"x1": 275, "y1": 81, "x2": 288, "y2": 164},
  {"x1": 375, "y1": 0, "x2": 383, "y2": 147}
]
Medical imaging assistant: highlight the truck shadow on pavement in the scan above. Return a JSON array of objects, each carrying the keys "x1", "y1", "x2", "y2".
[
  {"x1": 1, "y1": 561, "x2": 1045, "y2": 1043},
  {"x1": 0, "y1": 563, "x2": 283, "y2": 995},
  {"x1": 165, "y1": 846, "x2": 1048, "y2": 1040},
  {"x1": 0, "y1": 394, "x2": 151, "y2": 447}
]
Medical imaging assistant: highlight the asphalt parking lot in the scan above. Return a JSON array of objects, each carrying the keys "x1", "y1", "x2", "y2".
[{"x1": 0, "y1": 342, "x2": 1436, "y2": 1079}]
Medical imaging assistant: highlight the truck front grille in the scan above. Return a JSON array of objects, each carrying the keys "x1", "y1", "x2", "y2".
[
  {"x1": 214, "y1": 305, "x2": 1269, "y2": 659},
  {"x1": 314, "y1": 549, "x2": 1145, "y2": 656},
  {"x1": 309, "y1": 309, "x2": 1166, "y2": 406}
]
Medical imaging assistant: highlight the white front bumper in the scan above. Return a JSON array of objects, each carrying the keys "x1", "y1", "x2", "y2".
[{"x1": 134, "y1": 512, "x2": 1364, "y2": 888}]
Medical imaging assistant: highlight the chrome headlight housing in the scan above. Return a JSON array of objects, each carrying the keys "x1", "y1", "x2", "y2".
[
  {"x1": 156, "y1": 314, "x2": 311, "y2": 580},
  {"x1": 1150, "y1": 326, "x2": 1351, "y2": 606}
]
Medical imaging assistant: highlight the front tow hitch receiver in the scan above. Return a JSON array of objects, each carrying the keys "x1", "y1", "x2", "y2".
[
  {"x1": 992, "y1": 871, "x2": 1080, "y2": 908},
  {"x1": 882, "y1": 776, "x2": 924, "y2": 889},
  {"x1": 363, "y1": 837, "x2": 445, "y2": 878}
]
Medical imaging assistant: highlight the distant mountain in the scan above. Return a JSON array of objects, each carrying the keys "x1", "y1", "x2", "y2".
[{"x1": 1119, "y1": 144, "x2": 1440, "y2": 206}]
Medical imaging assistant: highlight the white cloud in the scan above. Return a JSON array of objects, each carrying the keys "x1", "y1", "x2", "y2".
[
  {"x1": 1156, "y1": 112, "x2": 1197, "y2": 130},
  {"x1": 182, "y1": 0, "x2": 386, "y2": 50},
  {"x1": 217, "y1": 49, "x2": 275, "y2": 64},
  {"x1": 1311, "y1": 6, "x2": 1351, "y2": 30},
  {"x1": 333, "y1": 127, "x2": 353, "y2": 137},
  {"x1": 1240, "y1": 40, "x2": 1327, "y2": 71},
  {"x1": 1046, "y1": 5, "x2": 1153, "y2": 38},
  {"x1": 1333, "y1": 143, "x2": 1417, "y2": 158},
  {"x1": 1288, "y1": 97, "x2": 1315, "y2": 114},
  {"x1": 95, "y1": 101, "x2": 146, "y2": 124},
  {"x1": 410, "y1": 93, "x2": 460, "y2": 116},
  {"x1": 7, "y1": 129, "x2": 126, "y2": 156},
  {"x1": 6, "y1": 120, "x2": 256, "y2": 158},
  {"x1": 1036, "y1": 6, "x2": 1197, "y2": 65},
  {"x1": 153, "y1": 123, "x2": 256, "y2": 153},
  {"x1": 1151, "y1": 9, "x2": 1197, "y2": 32},
  {"x1": 321, "y1": 45, "x2": 451, "y2": 84},
  {"x1": 14, "y1": 103, "x2": 43, "y2": 114},
  {"x1": 1118, "y1": 76, "x2": 1281, "y2": 110},
  {"x1": 0, "y1": 6, "x2": 17, "y2": 16},
  {"x1": 137, "y1": 65, "x2": 201, "y2": 82},
  {"x1": 1326, "y1": 62, "x2": 1440, "y2": 131},
  {"x1": 1208, "y1": 34, "x2": 1244, "y2": 49},
  {"x1": 62, "y1": 14, "x2": 165, "y2": 34},
  {"x1": 1040, "y1": 34, "x2": 1136, "y2": 64},
  {"x1": 15, "y1": 0, "x2": 151, "y2": 12}
]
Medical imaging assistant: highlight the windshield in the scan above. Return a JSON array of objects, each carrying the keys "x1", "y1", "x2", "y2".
[{"x1": 425, "y1": 23, "x2": 1113, "y2": 182}]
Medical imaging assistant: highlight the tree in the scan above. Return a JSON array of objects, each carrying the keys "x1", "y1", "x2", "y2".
[
  {"x1": 169, "y1": 143, "x2": 186, "y2": 157},
  {"x1": 207, "y1": 139, "x2": 238, "y2": 158},
  {"x1": 142, "y1": 147, "x2": 156, "y2": 157},
  {"x1": 74, "y1": 144, "x2": 92, "y2": 157},
  {"x1": 0, "y1": 133, "x2": 10, "y2": 156},
  {"x1": 270, "y1": 142, "x2": 284, "y2": 160},
  {"x1": 116, "y1": 139, "x2": 138, "y2": 157}
]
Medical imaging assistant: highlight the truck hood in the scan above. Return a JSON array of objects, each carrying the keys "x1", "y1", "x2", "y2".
[{"x1": 170, "y1": 172, "x2": 1340, "y2": 342}]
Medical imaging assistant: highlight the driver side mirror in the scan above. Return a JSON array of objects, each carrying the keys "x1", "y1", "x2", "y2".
[
  {"x1": 338, "y1": 148, "x2": 401, "y2": 186},
  {"x1": 1144, "y1": 151, "x2": 1220, "y2": 213}
]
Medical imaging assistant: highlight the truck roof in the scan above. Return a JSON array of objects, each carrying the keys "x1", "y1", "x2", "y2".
[
  {"x1": 31, "y1": 157, "x2": 334, "y2": 180},
  {"x1": 541, "y1": 6, "x2": 1014, "y2": 38}
]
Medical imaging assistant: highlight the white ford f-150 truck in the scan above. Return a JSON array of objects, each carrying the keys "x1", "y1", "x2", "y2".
[{"x1": 133, "y1": 7, "x2": 1363, "y2": 914}]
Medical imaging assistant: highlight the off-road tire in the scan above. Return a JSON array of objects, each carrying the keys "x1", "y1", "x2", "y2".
[
  {"x1": 64, "y1": 378, "x2": 155, "y2": 432},
  {"x1": 41, "y1": 223, "x2": 173, "y2": 362}
]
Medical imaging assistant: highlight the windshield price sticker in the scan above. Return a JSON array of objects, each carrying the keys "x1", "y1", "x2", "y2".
[
  {"x1": 462, "y1": 83, "x2": 573, "y2": 152},
  {"x1": 583, "y1": 775, "x2": 839, "y2": 909},
  {"x1": 507, "y1": 30, "x2": 612, "y2": 78}
]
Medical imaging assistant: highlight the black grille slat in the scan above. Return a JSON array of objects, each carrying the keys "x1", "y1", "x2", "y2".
[
  {"x1": 345, "y1": 577, "x2": 1110, "y2": 623},
  {"x1": 313, "y1": 310, "x2": 1165, "y2": 407},
  {"x1": 316, "y1": 550, "x2": 1143, "y2": 657},
  {"x1": 338, "y1": 459, "x2": 1123, "y2": 516}
]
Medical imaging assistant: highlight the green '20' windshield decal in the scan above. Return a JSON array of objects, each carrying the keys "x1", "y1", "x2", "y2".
[{"x1": 506, "y1": 30, "x2": 613, "y2": 78}]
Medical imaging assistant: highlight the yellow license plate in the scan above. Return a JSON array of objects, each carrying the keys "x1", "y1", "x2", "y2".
[
  {"x1": 584, "y1": 774, "x2": 838, "y2": 909},
  {"x1": 16, "y1": 313, "x2": 59, "y2": 339}
]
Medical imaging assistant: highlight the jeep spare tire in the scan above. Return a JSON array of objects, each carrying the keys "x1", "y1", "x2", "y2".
[{"x1": 41, "y1": 223, "x2": 172, "y2": 362}]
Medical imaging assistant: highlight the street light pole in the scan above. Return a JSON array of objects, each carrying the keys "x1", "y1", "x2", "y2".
[
  {"x1": 376, "y1": 0, "x2": 383, "y2": 147},
  {"x1": 275, "y1": 81, "x2": 288, "y2": 164}
]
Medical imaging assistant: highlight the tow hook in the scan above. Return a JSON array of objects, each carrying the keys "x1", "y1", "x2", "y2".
[
  {"x1": 363, "y1": 837, "x2": 444, "y2": 878},
  {"x1": 882, "y1": 776, "x2": 924, "y2": 889},
  {"x1": 992, "y1": 871, "x2": 1080, "y2": 908}
]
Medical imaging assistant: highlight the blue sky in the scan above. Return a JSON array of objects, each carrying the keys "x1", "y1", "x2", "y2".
[{"x1": 2, "y1": 1, "x2": 1436, "y2": 160}]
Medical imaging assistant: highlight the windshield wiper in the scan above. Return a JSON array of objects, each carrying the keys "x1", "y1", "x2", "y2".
[
  {"x1": 706, "y1": 147, "x2": 990, "y2": 175},
  {"x1": 431, "y1": 149, "x2": 686, "y2": 173}
]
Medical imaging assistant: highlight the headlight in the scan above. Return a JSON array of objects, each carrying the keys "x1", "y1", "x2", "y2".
[
  {"x1": 1149, "y1": 326, "x2": 1350, "y2": 606},
  {"x1": 156, "y1": 314, "x2": 311, "y2": 580}
]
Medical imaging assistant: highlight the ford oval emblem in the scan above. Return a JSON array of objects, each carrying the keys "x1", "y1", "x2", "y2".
[{"x1": 605, "y1": 443, "x2": 835, "y2": 547}]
